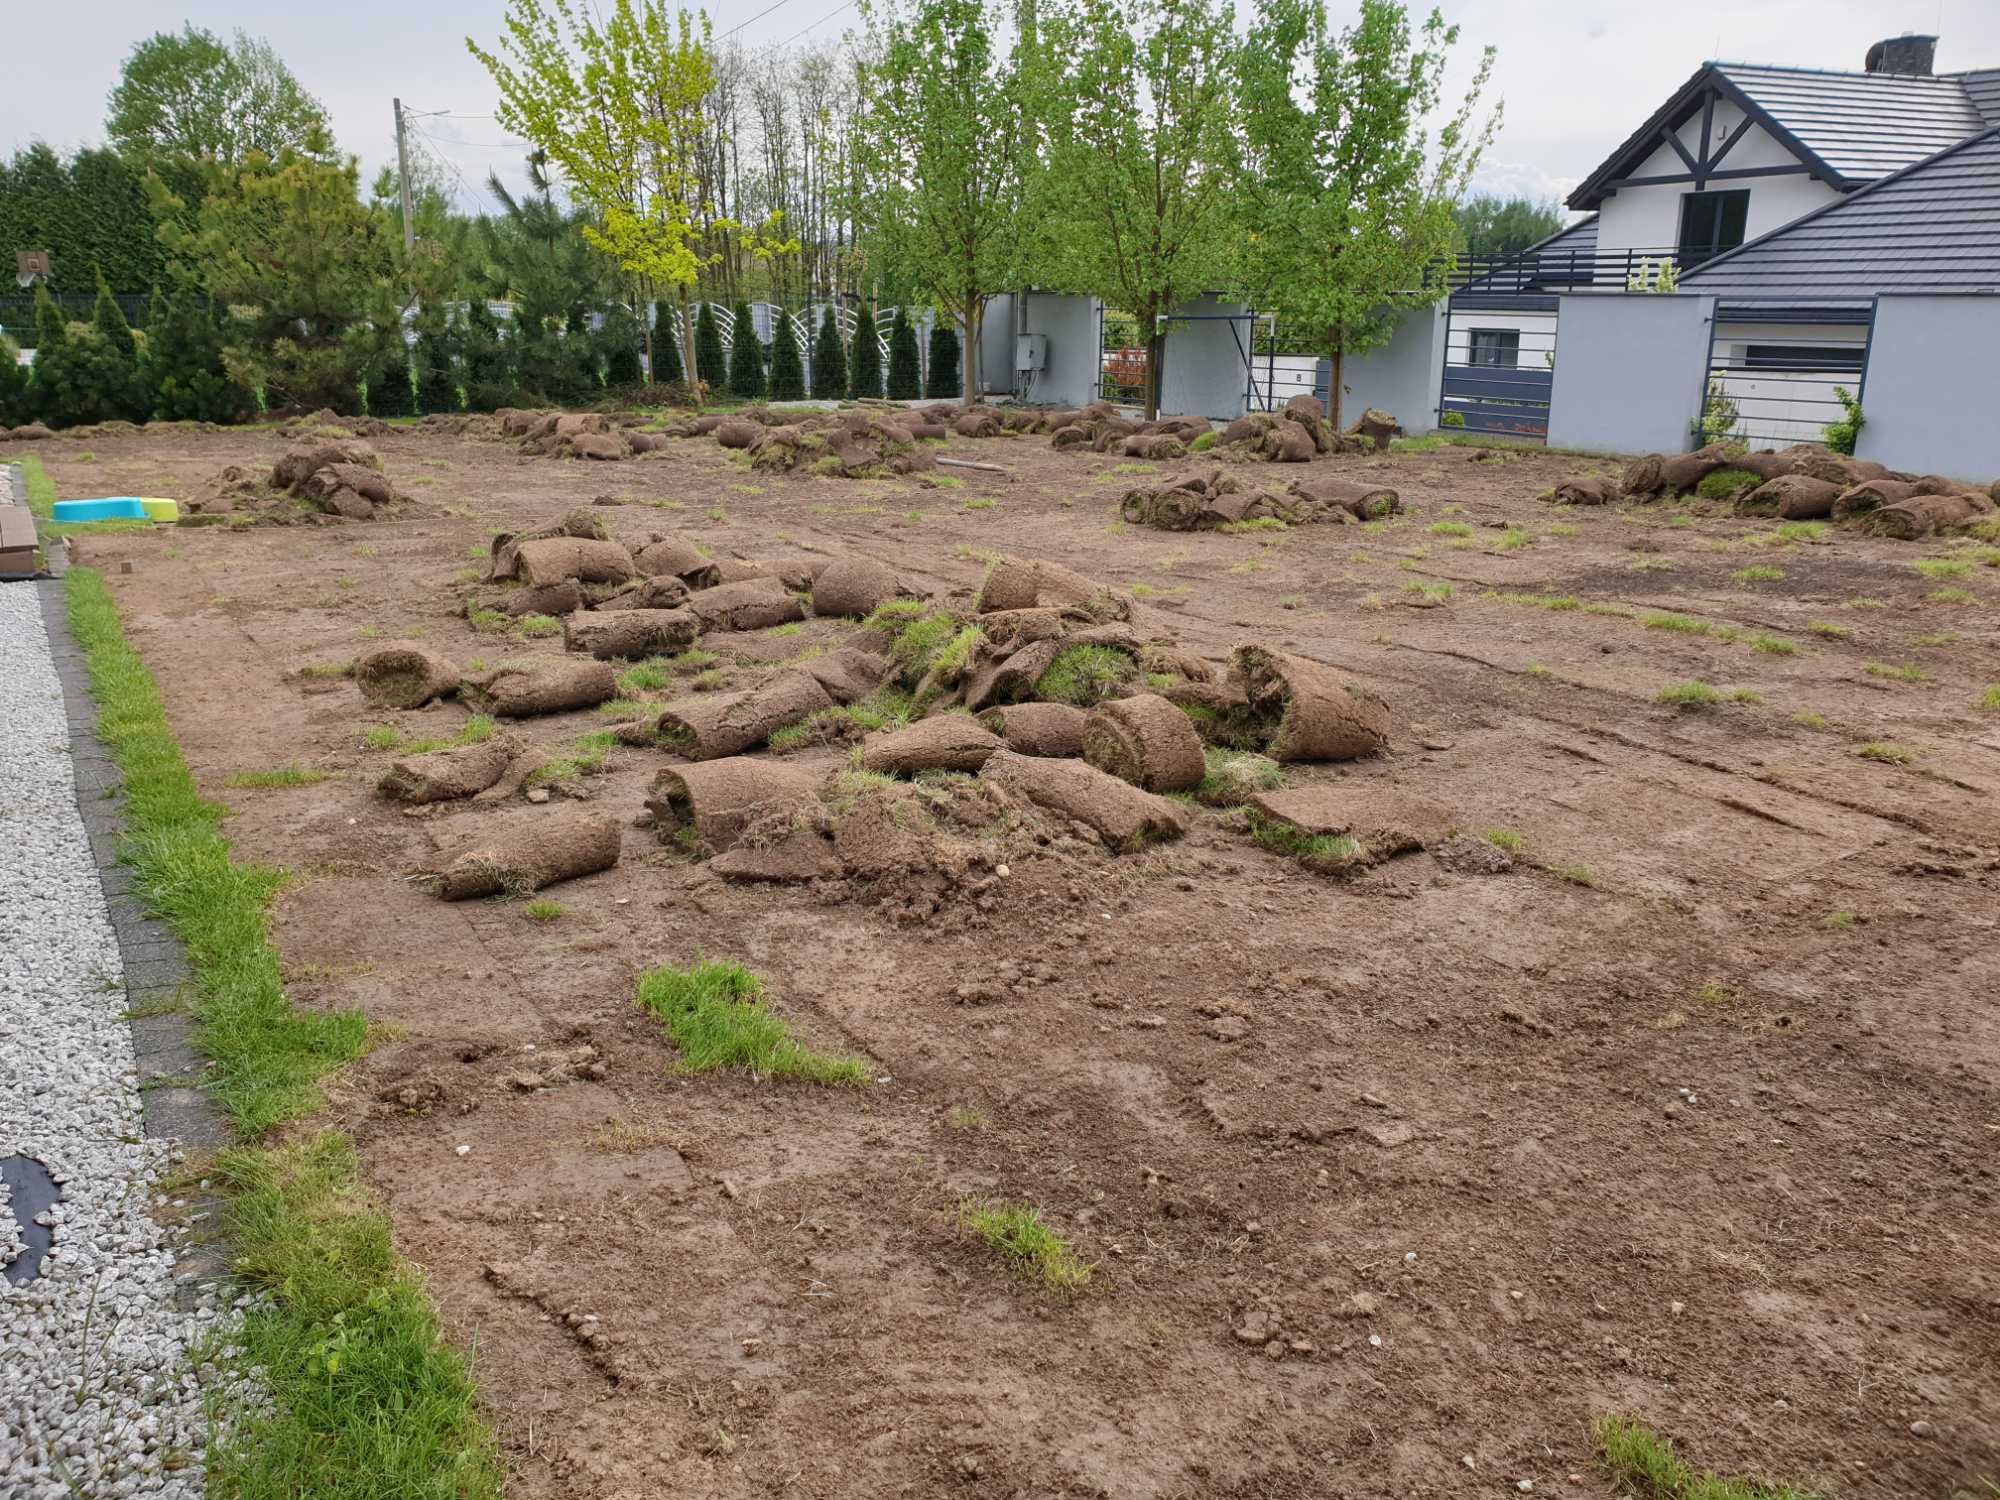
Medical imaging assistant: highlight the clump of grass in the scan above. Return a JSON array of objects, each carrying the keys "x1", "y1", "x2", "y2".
[
  {"x1": 947, "y1": 1105, "x2": 987, "y2": 1129},
  {"x1": 1402, "y1": 580, "x2": 1453, "y2": 604},
  {"x1": 1483, "y1": 828, "x2": 1524, "y2": 852},
  {"x1": 1035, "y1": 644, "x2": 1136, "y2": 706},
  {"x1": 514, "y1": 613, "x2": 562, "y2": 639},
  {"x1": 362, "y1": 716, "x2": 495, "y2": 756},
  {"x1": 1726, "y1": 687, "x2": 1762, "y2": 704},
  {"x1": 1643, "y1": 612, "x2": 1710, "y2": 635},
  {"x1": 523, "y1": 900, "x2": 563, "y2": 922},
  {"x1": 960, "y1": 1201, "x2": 1092, "y2": 1293},
  {"x1": 595, "y1": 698, "x2": 648, "y2": 721},
  {"x1": 667, "y1": 648, "x2": 718, "y2": 674},
  {"x1": 1486, "y1": 591, "x2": 1581, "y2": 611},
  {"x1": 1793, "y1": 710, "x2": 1827, "y2": 729},
  {"x1": 1549, "y1": 523, "x2": 1577, "y2": 539},
  {"x1": 1249, "y1": 811, "x2": 1364, "y2": 870},
  {"x1": 1523, "y1": 663, "x2": 1553, "y2": 679},
  {"x1": 1849, "y1": 596, "x2": 1887, "y2": 609},
  {"x1": 1658, "y1": 679, "x2": 1721, "y2": 707},
  {"x1": 299, "y1": 661, "x2": 354, "y2": 679},
  {"x1": 1857, "y1": 741, "x2": 1916, "y2": 764},
  {"x1": 1195, "y1": 748, "x2": 1282, "y2": 807},
  {"x1": 1774, "y1": 521, "x2": 1828, "y2": 543},
  {"x1": 1865, "y1": 661, "x2": 1929, "y2": 684},
  {"x1": 962, "y1": 498, "x2": 995, "y2": 511},
  {"x1": 1112, "y1": 461, "x2": 1157, "y2": 475},
  {"x1": 1825, "y1": 910, "x2": 1856, "y2": 930},
  {"x1": 1428, "y1": 520, "x2": 1473, "y2": 538},
  {"x1": 1927, "y1": 587, "x2": 1975, "y2": 604},
  {"x1": 527, "y1": 730, "x2": 616, "y2": 787},
  {"x1": 226, "y1": 764, "x2": 333, "y2": 789},
  {"x1": 1189, "y1": 430, "x2": 1217, "y2": 452},
  {"x1": 1695, "y1": 467, "x2": 1760, "y2": 501},
  {"x1": 1914, "y1": 557, "x2": 1970, "y2": 579},
  {"x1": 1591, "y1": 1414, "x2": 1823, "y2": 1500},
  {"x1": 1805, "y1": 621, "x2": 1846, "y2": 638},
  {"x1": 1492, "y1": 527, "x2": 1532, "y2": 551},
  {"x1": 636, "y1": 960, "x2": 867, "y2": 1086},
  {"x1": 1749, "y1": 634, "x2": 1798, "y2": 656},
  {"x1": 1552, "y1": 863, "x2": 1597, "y2": 887},
  {"x1": 1216, "y1": 516, "x2": 1287, "y2": 535},
  {"x1": 1731, "y1": 565, "x2": 1784, "y2": 583},
  {"x1": 467, "y1": 607, "x2": 509, "y2": 634},
  {"x1": 362, "y1": 725, "x2": 402, "y2": 751},
  {"x1": 1983, "y1": 684, "x2": 2000, "y2": 711},
  {"x1": 617, "y1": 661, "x2": 671, "y2": 693},
  {"x1": 1913, "y1": 630, "x2": 1957, "y2": 647}
]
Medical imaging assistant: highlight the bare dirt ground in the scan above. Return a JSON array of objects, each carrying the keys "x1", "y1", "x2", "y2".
[{"x1": 29, "y1": 416, "x2": 2000, "y2": 1499}]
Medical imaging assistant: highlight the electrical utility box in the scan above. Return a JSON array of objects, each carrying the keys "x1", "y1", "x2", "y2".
[{"x1": 1014, "y1": 333, "x2": 1048, "y2": 373}]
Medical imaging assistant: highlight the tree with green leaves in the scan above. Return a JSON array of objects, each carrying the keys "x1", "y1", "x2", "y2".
[
  {"x1": 1235, "y1": 0, "x2": 1494, "y2": 426},
  {"x1": 154, "y1": 130, "x2": 402, "y2": 413},
  {"x1": 651, "y1": 298, "x2": 685, "y2": 383},
  {"x1": 768, "y1": 310, "x2": 806, "y2": 401},
  {"x1": 1041, "y1": 0, "x2": 1240, "y2": 419},
  {"x1": 859, "y1": 0, "x2": 1044, "y2": 405},
  {"x1": 461, "y1": 301, "x2": 516, "y2": 411},
  {"x1": 1454, "y1": 194, "x2": 1565, "y2": 258},
  {"x1": 27, "y1": 277, "x2": 148, "y2": 427},
  {"x1": 694, "y1": 302, "x2": 727, "y2": 396},
  {"x1": 109, "y1": 26, "x2": 330, "y2": 162},
  {"x1": 885, "y1": 308, "x2": 922, "y2": 399},
  {"x1": 812, "y1": 305, "x2": 848, "y2": 400},
  {"x1": 727, "y1": 301, "x2": 765, "y2": 399},
  {"x1": 849, "y1": 304, "x2": 884, "y2": 399},
  {"x1": 146, "y1": 289, "x2": 254, "y2": 422},
  {"x1": 925, "y1": 323, "x2": 961, "y2": 399},
  {"x1": 0, "y1": 337, "x2": 28, "y2": 426},
  {"x1": 600, "y1": 303, "x2": 646, "y2": 387}
]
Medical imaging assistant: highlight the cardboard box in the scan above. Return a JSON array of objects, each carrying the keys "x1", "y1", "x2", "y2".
[{"x1": 0, "y1": 503, "x2": 39, "y2": 579}]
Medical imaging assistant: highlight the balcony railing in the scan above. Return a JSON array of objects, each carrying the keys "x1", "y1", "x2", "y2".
[{"x1": 1444, "y1": 246, "x2": 1690, "y2": 296}]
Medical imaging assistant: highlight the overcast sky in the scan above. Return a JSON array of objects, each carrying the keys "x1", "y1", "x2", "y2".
[{"x1": 3, "y1": 0, "x2": 1995, "y2": 216}]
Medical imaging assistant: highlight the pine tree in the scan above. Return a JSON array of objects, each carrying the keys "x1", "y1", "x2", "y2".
[
  {"x1": 146, "y1": 290, "x2": 254, "y2": 423},
  {"x1": 31, "y1": 276, "x2": 150, "y2": 428},
  {"x1": 925, "y1": 323, "x2": 961, "y2": 400},
  {"x1": 767, "y1": 308, "x2": 806, "y2": 402},
  {"x1": 849, "y1": 302, "x2": 883, "y2": 399},
  {"x1": 727, "y1": 300, "x2": 765, "y2": 399},
  {"x1": 414, "y1": 303, "x2": 460, "y2": 414},
  {"x1": 599, "y1": 303, "x2": 644, "y2": 387},
  {"x1": 461, "y1": 301, "x2": 516, "y2": 412},
  {"x1": 651, "y1": 299, "x2": 684, "y2": 384},
  {"x1": 885, "y1": 307, "x2": 922, "y2": 399},
  {"x1": 0, "y1": 336, "x2": 30, "y2": 427},
  {"x1": 369, "y1": 343, "x2": 418, "y2": 417},
  {"x1": 694, "y1": 300, "x2": 726, "y2": 395},
  {"x1": 811, "y1": 304, "x2": 847, "y2": 401}
]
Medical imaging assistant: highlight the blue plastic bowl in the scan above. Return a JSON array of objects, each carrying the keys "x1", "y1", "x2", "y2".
[{"x1": 52, "y1": 498, "x2": 150, "y2": 522}]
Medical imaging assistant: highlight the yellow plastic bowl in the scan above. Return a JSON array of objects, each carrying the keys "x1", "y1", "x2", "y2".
[{"x1": 138, "y1": 498, "x2": 179, "y2": 523}]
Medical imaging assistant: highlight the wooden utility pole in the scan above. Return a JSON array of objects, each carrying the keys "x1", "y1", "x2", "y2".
[{"x1": 394, "y1": 98, "x2": 416, "y2": 254}]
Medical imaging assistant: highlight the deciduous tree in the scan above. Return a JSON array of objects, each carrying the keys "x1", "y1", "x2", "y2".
[
  {"x1": 108, "y1": 26, "x2": 330, "y2": 162},
  {"x1": 859, "y1": 0, "x2": 1044, "y2": 405},
  {"x1": 1235, "y1": 0, "x2": 1494, "y2": 426},
  {"x1": 1040, "y1": 0, "x2": 1240, "y2": 419}
]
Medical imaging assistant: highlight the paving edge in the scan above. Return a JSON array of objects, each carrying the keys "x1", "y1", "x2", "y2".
[{"x1": 35, "y1": 587, "x2": 232, "y2": 1161}]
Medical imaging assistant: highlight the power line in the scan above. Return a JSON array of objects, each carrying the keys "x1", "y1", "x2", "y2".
[
  {"x1": 778, "y1": 0, "x2": 855, "y2": 47},
  {"x1": 724, "y1": 0, "x2": 800, "y2": 37}
]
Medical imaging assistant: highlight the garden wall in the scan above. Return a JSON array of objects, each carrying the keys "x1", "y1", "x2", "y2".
[
  {"x1": 1854, "y1": 293, "x2": 2000, "y2": 482},
  {"x1": 1545, "y1": 293, "x2": 1715, "y2": 455}
]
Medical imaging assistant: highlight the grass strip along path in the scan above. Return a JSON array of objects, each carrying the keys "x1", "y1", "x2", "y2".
[{"x1": 64, "y1": 559, "x2": 500, "y2": 1499}]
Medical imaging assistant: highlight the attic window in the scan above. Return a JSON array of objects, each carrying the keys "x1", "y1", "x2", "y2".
[{"x1": 1679, "y1": 189, "x2": 1750, "y2": 265}]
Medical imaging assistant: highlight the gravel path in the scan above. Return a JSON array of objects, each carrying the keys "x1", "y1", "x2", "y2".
[{"x1": 0, "y1": 573, "x2": 247, "y2": 1497}]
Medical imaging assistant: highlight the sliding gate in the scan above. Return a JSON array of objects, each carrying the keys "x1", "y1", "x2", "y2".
[{"x1": 1438, "y1": 288, "x2": 1557, "y2": 439}]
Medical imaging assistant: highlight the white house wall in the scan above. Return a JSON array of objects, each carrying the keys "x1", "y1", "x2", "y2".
[{"x1": 1595, "y1": 100, "x2": 1843, "y2": 256}]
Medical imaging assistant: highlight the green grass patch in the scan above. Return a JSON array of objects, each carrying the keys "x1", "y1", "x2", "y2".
[
  {"x1": 1914, "y1": 557, "x2": 1970, "y2": 579},
  {"x1": 526, "y1": 730, "x2": 616, "y2": 787},
  {"x1": 1491, "y1": 527, "x2": 1532, "y2": 551},
  {"x1": 960, "y1": 1201, "x2": 1092, "y2": 1293},
  {"x1": 1551, "y1": 863, "x2": 1597, "y2": 887},
  {"x1": 513, "y1": 612, "x2": 562, "y2": 638},
  {"x1": 225, "y1": 764, "x2": 333, "y2": 789},
  {"x1": 1726, "y1": 687, "x2": 1762, "y2": 704},
  {"x1": 1642, "y1": 612, "x2": 1710, "y2": 635},
  {"x1": 1190, "y1": 430, "x2": 1218, "y2": 452},
  {"x1": 1592, "y1": 1414, "x2": 1823, "y2": 1500},
  {"x1": 1658, "y1": 679, "x2": 1720, "y2": 706},
  {"x1": 1857, "y1": 741, "x2": 1916, "y2": 764},
  {"x1": 64, "y1": 568, "x2": 497, "y2": 1494},
  {"x1": 1249, "y1": 811, "x2": 1363, "y2": 869},
  {"x1": 636, "y1": 960, "x2": 867, "y2": 1086},
  {"x1": 1215, "y1": 516, "x2": 1287, "y2": 534},
  {"x1": 1748, "y1": 634, "x2": 1798, "y2": 656},
  {"x1": 1731, "y1": 565, "x2": 1784, "y2": 583},
  {"x1": 1195, "y1": 748, "x2": 1283, "y2": 807},
  {"x1": 1694, "y1": 467, "x2": 1759, "y2": 501},
  {"x1": 1549, "y1": 523, "x2": 1577, "y2": 538},
  {"x1": 361, "y1": 715, "x2": 495, "y2": 756},
  {"x1": 1402, "y1": 580, "x2": 1453, "y2": 604},
  {"x1": 1804, "y1": 621, "x2": 1846, "y2": 638},
  {"x1": 1927, "y1": 587, "x2": 1975, "y2": 604},
  {"x1": 1483, "y1": 828, "x2": 1524, "y2": 852},
  {"x1": 1774, "y1": 521, "x2": 1828, "y2": 543},
  {"x1": 962, "y1": 498, "x2": 995, "y2": 511},
  {"x1": 523, "y1": 900, "x2": 563, "y2": 922},
  {"x1": 1034, "y1": 643, "x2": 1137, "y2": 706},
  {"x1": 1983, "y1": 684, "x2": 2000, "y2": 711},
  {"x1": 1793, "y1": 711, "x2": 1827, "y2": 729},
  {"x1": 1865, "y1": 661, "x2": 1929, "y2": 684},
  {"x1": 1428, "y1": 520, "x2": 1473, "y2": 538},
  {"x1": 299, "y1": 661, "x2": 355, "y2": 679}
]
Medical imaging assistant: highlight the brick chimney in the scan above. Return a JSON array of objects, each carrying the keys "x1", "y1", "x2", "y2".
[{"x1": 1866, "y1": 34, "x2": 1937, "y2": 75}]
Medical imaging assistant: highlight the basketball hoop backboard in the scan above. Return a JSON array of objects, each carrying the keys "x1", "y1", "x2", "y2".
[{"x1": 16, "y1": 250, "x2": 50, "y2": 287}]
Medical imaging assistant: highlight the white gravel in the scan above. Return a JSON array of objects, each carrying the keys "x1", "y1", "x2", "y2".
[{"x1": 0, "y1": 579, "x2": 250, "y2": 1496}]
